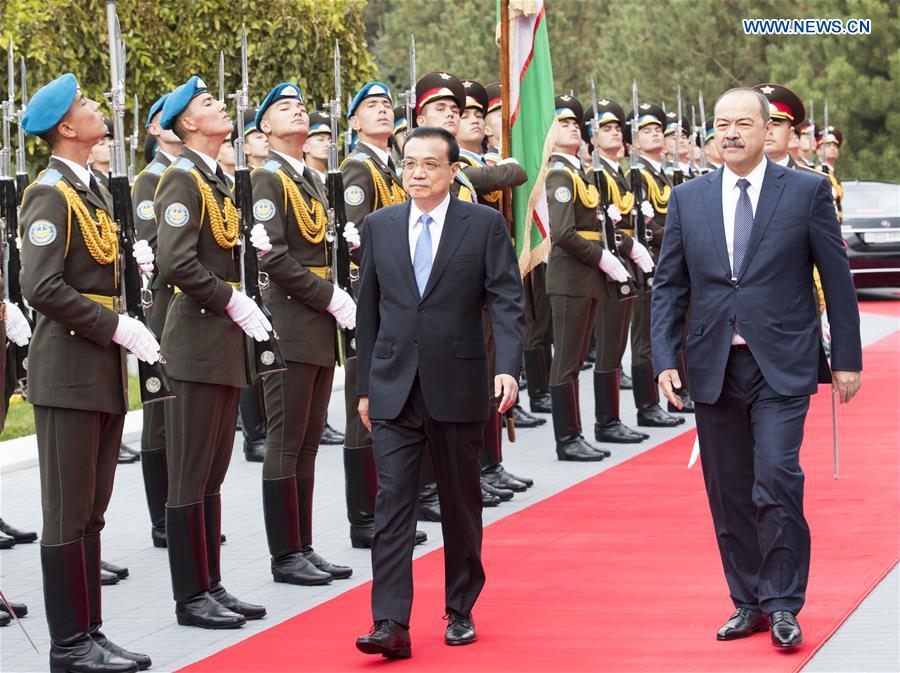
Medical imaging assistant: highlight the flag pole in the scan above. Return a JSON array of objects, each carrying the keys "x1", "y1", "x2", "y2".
[{"x1": 500, "y1": 0, "x2": 513, "y2": 228}]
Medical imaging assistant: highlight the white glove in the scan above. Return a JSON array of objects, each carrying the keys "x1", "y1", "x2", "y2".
[
  {"x1": 226, "y1": 289, "x2": 272, "y2": 342},
  {"x1": 641, "y1": 200, "x2": 655, "y2": 223},
  {"x1": 112, "y1": 314, "x2": 160, "y2": 364},
  {"x1": 327, "y1": 285, "x2": 357, "y2": 330},
  {"x1": 598, "y1": 249, "x2": 631, "y2": 283},
  {"x1": 627, "y1": 239, "x2": 655, "y2": 273},
  {"x1": 132, "y1": 239, "x2": 154, "y2": 275},
  {"x1": 820, "y1": 311, "x2": 831, "y2": 347},
  {"x1": 250, "y1": 223, "x2": 272, "y2": 256},
  {"x1": 605, "y1": 204, "x2": 622, "y2": 223},
  {"x1": 343, "y1": 222, "x2": 361, "y2": 251},
  {"x1": 3, "y1": 301, "x2": 31, "y2": 346}
]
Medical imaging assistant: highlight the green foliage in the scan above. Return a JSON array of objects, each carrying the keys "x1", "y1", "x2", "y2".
[
  {"x1": 367, "y1": 0, "x2": 898, "y2": 180},
  {"x1": 2, "y1": 0, "x2": 376, "y2": 173}
]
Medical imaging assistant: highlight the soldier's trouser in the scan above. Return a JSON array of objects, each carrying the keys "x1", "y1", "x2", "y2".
[
  {"x1": 343, "y1": 356, "x2": 377, "y2": 528},
  {"x1": 239, "y1": 381, "x2": 267, "y2": 443},
  {"x1": 595, "y1": 287, "x2": 634, "y2": 373},
  {"x1": 549, "y1": 294, "x2": 599, "y2": 387},
  {"x1": 164, "y1": 378, "x2": 240, "y2": 506},
  {"x1": 629, "y1": 289, "x2": 653, "y2": 370},
  {"x1": 35, "y1": 405, "x2": 125, "y2": 545},
  {"x1": 524, "y1": 262, "x2": 553, "y2": 351}
]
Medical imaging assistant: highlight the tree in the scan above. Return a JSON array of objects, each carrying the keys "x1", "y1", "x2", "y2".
[{"x1": 2, "y1": 0, "x2": 376, "y2": 171}]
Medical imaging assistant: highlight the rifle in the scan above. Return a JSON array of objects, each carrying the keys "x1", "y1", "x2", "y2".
[
  {"x1": 698, "y1": 91, "x2": 708, "y2": 173},
  {"x1": 822, "y1": 101, "x2": 830, "y2": 173},
  {"x1": 672, "y1": 86, "x2": 684, "y2": 186},
  {"x1": 218, "y1": 51, "x2": 225, "y2": 104},
  {"x1": 690, "y1": 104, "x2": 698, "y2": 176},
  {"x1": 2, "y1": 39, "x2": 30, "y2": 385},
  {"x1": 230, "y1": 24, "x2": 286, "y2": 379},
  {"x1": 343, "y1": 92, "x2": 353, "y2": 159},
  {"x1": 405, "y1": 35, "x2": 416, "y2": 133},
  {"x1": 105, "y1": 1, "x2": 174, "y2": 403},
  {"x1": 128, "y1": 93, "x2": 138, "y2": 185},
  {"x1": 629, "y1": 80, "x2": 653, "y2": 292},
  {"x1": 807, "y1": 99, "x2": 815, "y2": 167},
  {"x1": 328, "y1": 40, "x2": 355, "y2": 364},
  {"x1": 15, "y1": 55, "x2": 28, "y2": 203},
  {"x1": 590, "y1": 77, "x2": 635, "y2": 302}
]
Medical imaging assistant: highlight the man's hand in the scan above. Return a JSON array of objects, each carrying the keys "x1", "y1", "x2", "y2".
[
  {"x1": 494, "y1": 374, "x2": 519, "y2": 414},
  {"x1": 658, "y1": 368, "x2": 683, "y2": 410},
  {"x1": 358, "y1": 395, "x2": 371, "y2": 432},
  {"x1": 832, "y1": 370, "x2": 861, "y2": 404}
]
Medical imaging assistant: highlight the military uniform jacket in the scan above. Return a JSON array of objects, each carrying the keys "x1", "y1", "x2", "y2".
[
  {"x1": 20, "y1": 158, "x2": 127, "y2": 415},
  {"x1": 458, "y1": 149, "x2": 527, "y2": 209},
  {"x1": 545, "y1": 153, "x2": 605, "y2": 299},
  {"x1": 628, "y1": 157, "x2": 671, "y2": 250},
  {"x1": 155, "y1": 147, "x2": 248, "y2": 388},
  {"x1": 253, "y1": 152, "x2": 337, "y2": 368},
  {"x1": 594, "y1": 158, "x2": 636, "y2": 258},
  {"x1": 340, "y1": 141, "x2": 406, "y2": 236}
]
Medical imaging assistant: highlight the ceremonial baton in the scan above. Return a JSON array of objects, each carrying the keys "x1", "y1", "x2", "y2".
[{"x1": 0, "y1": 587, "x2": 39, "y2": 654}]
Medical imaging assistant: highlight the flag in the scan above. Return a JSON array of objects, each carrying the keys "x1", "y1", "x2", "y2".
[{"x1": 504, "y1": 0, "x2": 558, "y2": 276}]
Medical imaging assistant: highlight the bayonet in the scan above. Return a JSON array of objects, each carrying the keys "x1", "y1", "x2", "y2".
[
  {"x1": 16, "y1": 55, "x2": 27, "y2": 194},
  {"x1": 128, "y1": 93, "x2": 138, "y2": 184},
  {"x1": 698, "y1": 91, "x2": 708, "y2": 173},
  {"x1": 690, "y1": 104, "x2": 697, "y2": 176},
  {"x1": 822, "y1": 100, "x2": 830, "y2": 171},
  {"x1": 218, "y1": 50, "x2": 225, "y2": 103},
  {"x1": 807, "y1": 99, "x2": 815, "y2": 166},
  {"x1": 673, "y1": 86, "x2": 683, "y2": 185},
  {"x1": 406, "y1": 34, "x2": 416, "y2": 134}
]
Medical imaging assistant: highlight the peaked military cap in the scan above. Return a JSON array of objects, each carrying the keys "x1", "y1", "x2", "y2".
[
  {"x1": 393, "y1": 105, "x2": 408, "y2": 133},
  {"x1": 307, "y1": 110, "x2": 331, "y2": 137},
  {"x1": 160, "y1": 75, "x2": 209, "y2": 130},
  {"x1": 664, "y1": 111, "x2": 690, "y2": 137},
  {"x1": 415, "y1": 71, "x2": 466, "y2": 116},
  {"x1": 753, "y1": 83, "x2": 805, "y2": 123},
  {"x1": 348, "y1": 82, "x2": 392, "y2": 119},
  {"x1": 793, "y1": 118, "x2": 821, "y2": 139},
  {"x1": 819, "y1": 125, "x2": 843, "y2": 146},
  {"x1": 485, "y1": 82, "x2": 502, "y2": 114},
  {"x1": 554, "y1": 94, "x2": 584, "y2": 123},
  {"x1": 22, "y1": 73, "x2": 79, "y2": 136},
  {"x1": 461, "y1": 79, "x2": 488, "y2": 114},
  {"x1": 581, "y1": 97, "x2": 625, "y2": 142},
  {"x1": 623, "y1": 102, "x2": 664, "y2": 144},
  {"x1": 232, "y1": 107, "x2": 259, "y2": 142}
]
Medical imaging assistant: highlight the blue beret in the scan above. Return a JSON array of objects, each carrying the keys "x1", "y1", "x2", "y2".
[
  {"x1": 160, "y1": 76, "x2": 209, "y2": 130},
  {"x1": 348, "y1": 82, "x2": 392, "y2": 119},
  {"x1": 22, "y1": 73, "x2": 79, "y2": 136},
  {"x1": 145, "y1": 93, "x2": 170, "y2": 128},
  {"x1": 255, "y1": 83, "x2": 305, "y2": 131}
]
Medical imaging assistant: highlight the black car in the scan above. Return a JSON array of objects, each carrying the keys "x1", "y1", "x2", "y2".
[{"x1": 839, "y1": 179, "x2": 900, "y2": 289}]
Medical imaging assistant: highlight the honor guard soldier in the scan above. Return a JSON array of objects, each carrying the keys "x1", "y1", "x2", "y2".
[
  {"x1": 582, "y1": 98, "x2": 653, "y2": 444},
  {"x1": 89, "y1": 118, "x2": 113, "y2": 190},
  {"x1": 392, "y1": 104, "x2": 408, "y2": 155},
  {"x1": 794, "y1": 118, "x2": 820, "y2": 169},
  {"x1": 703, "y1": 117, "x2": 723, "y2": 170},
  {"x1": 155, "y1": 76, "x2": 268, "y2": 628},
  {"x1": 134, "y1": 91, "x2": 182, "y2": 549},
  {"x1": 483, "y1": 81, "x2": 503, "y2": 158},
  {"x1": 20, "y1": 73, "x2": 158, "y2": 672},
  {"x1": 340, "y1": 81, "x2": 428, "y2": 548},
  {"x1": 625, "y1": 102, "x2": 687, "y2": 426},
  {"x1": 250, "y1": 83, "x2": 354, "y2": 586},
  {"x1": 545, "y1": 94, "x2": 632, "y2": 461},
  {"x1": 664, "y1": 112, "x2": 694, "y2": 178},
  {"x1": 817, "y1": 125, "x2": 843, "y2": 221}
]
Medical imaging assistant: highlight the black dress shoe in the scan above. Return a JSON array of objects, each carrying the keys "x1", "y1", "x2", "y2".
[
  {"x1": 508, "y1": 404, "x2": 546, "y2": 428},
  {"x1": 0, "y1": 610, "x2": 9, "y2": 627},
  {"x1": 481, "y1": 479, "x2": 514, "y2": 502},
  {"x1": 117, "y1": 445, "x2": 141, "y2": 464},
  {"x1": 320, "y1": 423, "x2": 345, "y2": 445},
  {"x1": 92, "y1": 630, "x2": 152, "y2": 670},
  {"x1": 529, "y1": 392, "x2": 552, "y2": 414},
  {"x1": 417, "y1": 489, "x2": 442, "y2": 522},
  {"x1": 175, "y1": 593, "x2": 246, "y2": 629},
  {"x1": 50, "y1": 635, "x2": 138, "y2": 673},
  {"x1": 151, "y1": 526, "x2": 167, "y2": 548},
  {"x1": 244, "y1": 439, "x2": 266, "y2": 462},
  {"x1": 668, "y1": 393, "x2": 696, "y2": 414},
  {"x1": 637, "y1": 405, "x2": 685, "y2": 427},
  {"x1": 302, "y1": 548, "x2": 353, "y2": 580},
  {"x1": 594, "y1": 419, "x2": 648, "y2": 443},
  {"x1": 496, "y1": 464, "x2": 533, "y2": 488},
  {"x1": 444, "y1": 610, "x2": 477, "y2": 646},
  {"x1": 272, "y1": 552, "x2": 333, "y2": 585},
  {"x1": 351, "y1": 523, "x2": 427, "y2": 548},
  {"x1": 356, "y1": 619, "x2": 411, "y2": 658},
  {"x1": 0, "y1": 518, "x2": 38, "y2": 543},
  {"x1": 0, "y1": 531, "x2": 15, "y2": 549},
  {"x1": 770, "y1": 611, "x2": 802, "y2": 648},
  {"x1": 717, "y1": 607, "x2": 768, "y2": 640},
  {"x1": 101, "y1": 560, "x2": 129, "y2": 579},
  {"x1": 620, "y1": 372, "x2": 633, "y2": 389},
  {"x1": 209, "y1": 584, "x2": 266, "y2": 620},
  {"x1": 481, "y1": 486, "x2": 502, "y2": 507},
  {"x1": 100, "y1": 569, "x2": 120, "y2": 586},
  {"x1": 481, "y1": 465, "x2": 527, "y2": 492},
  {"x1": 3, "y1": 601, "x2": 27, "y2": 618},
  {"x1": 557, "y1": 437, "x2": 610, "y2": 462}
]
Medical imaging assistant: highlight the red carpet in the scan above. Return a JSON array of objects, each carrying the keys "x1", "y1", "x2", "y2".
[{"x1": 179, "y1": 330, "x2": 899, "y2": 673}]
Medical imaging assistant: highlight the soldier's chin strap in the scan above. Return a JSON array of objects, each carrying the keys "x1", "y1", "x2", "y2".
[{"x1": 0, "y1": 587, "x2": 40, "y2": 653}]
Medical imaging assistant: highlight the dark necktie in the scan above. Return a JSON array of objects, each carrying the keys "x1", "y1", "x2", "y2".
[
  {"x1": 387, "y1": 156, "x2": 397, "y2": 175},
  {"x1": 732, "y1": 178, "x2": 753, "y2": 277},
  {"x1": 215, "y1": 165, "x2": 228, "y2": 187},
  {"x1": 88, "y1": 174, "x2": 104, "y2": 200}
]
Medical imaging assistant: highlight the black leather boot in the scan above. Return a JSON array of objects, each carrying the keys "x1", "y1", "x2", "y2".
[
  {"x1": 344, "y1": 445, "x2": 378, "y2": 548},
  {"x1": 167, "y1": 502, "x2": 245, "y2": 629},
  {"x1": 240, "y1": 383, "x2": 267, "y2": 462},
  {"x1": 594, "y1": 369, "x2": 648, "y2": 443},
  {"x1": 140, "y1": 448, "x2": 168, "y2": 548},
  {"x1": 42, "y1": 539, "x2": 138, "y2": 673},
  {"x1": 417, "y1": 457, "x2": 441, "y2": 522},
  {"x1": 205, "y1": 493, "x2": 266, "y2": 620},
  {"x1": 550, "y1": 381, "x2": 610, "y2": 461},
  {"x1": 633, "y1": 363, "x2": 685, "y2": 427},
  {"x1": 84, "y1": 535, "x2": 152, "y2": 670},
  {"x1": 523, "y1": 347, "x2": 552, "y2": 413},
  {"x1": 298, "y1": 476, "x2": 352, "y2": 580},
  {"x1": 619, "y1": 371, "x2": 633, "y2": 389},
  {"x1": 263, "y1": 476, "x2": 333, "y2": 585}
]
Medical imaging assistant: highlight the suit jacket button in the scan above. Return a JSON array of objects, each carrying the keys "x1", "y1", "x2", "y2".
[
  {"x1": 287, "y1": 295, "x2": 292, "y2": 300},
  {"x1": 69, "y1": 330, "x2": 75, "y2": 336},
  {"x1": 413, "y1": 340, "x2": 418, "y2": 346},
  {"x1": 200, "y1": 308, "x2": 206, "y2": 314}
]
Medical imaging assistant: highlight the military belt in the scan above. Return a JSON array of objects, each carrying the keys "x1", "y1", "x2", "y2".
[
  {"x1": 81, "y1": 293, "x2": 123, "y2": 313},
  {"x1": 576, "y1": 230, "x2": 601, "y2": 241},
  {"x1": 173, "y1": 281, "x2": 241, "y2": 295},
  {"x1": 309, "y1": 266, "x2": 332, "y2": 280},
  {"x1": 619, "y1": 228, "x2": 634, "y2": 236}
]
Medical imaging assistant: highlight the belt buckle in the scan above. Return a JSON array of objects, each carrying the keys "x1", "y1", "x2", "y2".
[{"x1": 113, "y1": 296, "x2": 123, "y2": 314}]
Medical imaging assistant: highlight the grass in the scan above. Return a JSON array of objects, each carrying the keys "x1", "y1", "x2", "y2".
[{"x1": 0, "y1": 374, "x2": 143, "y2": 441}]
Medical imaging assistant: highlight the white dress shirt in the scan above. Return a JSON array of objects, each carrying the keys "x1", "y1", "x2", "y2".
[
  {"x1": 358, "y1": 141, "x2": 391, "y2": 168},
  {"x1": 408, "y1": 193, "x2": 450, "y2": 263},
  {"x1": 271, "y1": 150, "x2": 307, "y2": 178},
  {"x1": 721, "y1": 156, "x2": 767, "y2": 344},
  {"x1": 641, "y1": 155, "x2": 662, "y2": 173},
  {"x1": 555, "y1": 152, "x2": 582, "y2": 171},
  {"x1": 52, "y1": 155, "x2": 94, "y2": 187},
  {"x1": 159, "y1": 150, "x2": 178, "y2": 164}
]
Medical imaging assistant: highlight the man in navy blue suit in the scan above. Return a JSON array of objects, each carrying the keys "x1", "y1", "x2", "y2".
[
  {"x1": 651, "y1": 88, "x2": 861, "y2": 649},
  {"x1": 354, "y1": 126, "x2": 524, "y2": 658}
]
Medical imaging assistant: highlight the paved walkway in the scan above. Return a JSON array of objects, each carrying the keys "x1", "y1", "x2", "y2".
[{"x1": 1, "y1": 304, "x2": 897, "y2": 672}]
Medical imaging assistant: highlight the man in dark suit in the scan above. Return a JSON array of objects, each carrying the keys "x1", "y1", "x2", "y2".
[
  {"x1": 354, "y1": 126, "x2": 524, "y2": 658},
  {"x1": 652, "y1": 87, "x2": 862, "y2": 649}
]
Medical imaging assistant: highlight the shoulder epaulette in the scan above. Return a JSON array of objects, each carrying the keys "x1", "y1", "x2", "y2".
[
  {"x1": 36, "y1": 168, "x2": 63, "y2": 186},
  {"x1": 550, "y1": 161, "x2": 566, "y2": 170},
  {"x1": 459, "y1": 149, "x2": 485, "y2": 167},
  {"x1": 173, "y1": 157, "x2": 195, "y2": 171},
  {"x1": 259, "y1": 159, "x2": 282, "y2": 173},
  {"x1": 455, "y1": 170, "x2": 476, "y2": 192},
  {"x1": 351, "y1": 151, "x2": 371, "y2": 162},
  {"x1": 146, "y1": 161, "x2": 166, "y2": 176}
]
